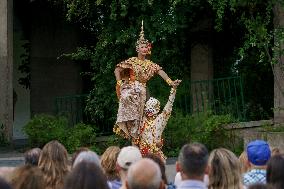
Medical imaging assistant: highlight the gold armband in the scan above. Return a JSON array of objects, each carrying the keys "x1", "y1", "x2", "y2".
[
  {"x1": 166, "y1": 78, "x2": 173, "y2": 86},
  {"x1": 117, "y1": 80, "x2": 123, "y2": 86},
  {"x1": 170, "y1": 88, "x2": 176, "y2": 94}
]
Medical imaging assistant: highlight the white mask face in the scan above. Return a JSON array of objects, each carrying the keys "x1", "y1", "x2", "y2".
[{"x1": 144, "y1": 97, "x2": 160, "y2": 116}]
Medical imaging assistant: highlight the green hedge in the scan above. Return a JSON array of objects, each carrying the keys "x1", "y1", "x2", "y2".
[
  {"x1": 163, "y1": 112, "x2": 242, "y2": 156},
  {"x1": 23, "y1": 114, "x2": 97, "y2": 153}
]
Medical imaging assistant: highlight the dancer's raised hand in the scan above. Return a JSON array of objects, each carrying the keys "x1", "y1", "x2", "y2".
[{"x1": 172, "y1": 79, "x2": 182, "y2": 89}]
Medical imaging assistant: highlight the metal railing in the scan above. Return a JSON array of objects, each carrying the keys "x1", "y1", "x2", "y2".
[
  {"x1": 55, "y1": 94, "x2": 89, "y2": 127},
  {"x1": 54, "y1": 76, "x2": 246, "y2": 135},
  {"x1": 174, "y1": 76, "x2": 246, "y2": 121}
]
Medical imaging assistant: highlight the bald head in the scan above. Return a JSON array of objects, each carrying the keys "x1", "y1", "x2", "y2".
[{"x1": 127, "y1": 158, "x2": 163, "y2": 189}]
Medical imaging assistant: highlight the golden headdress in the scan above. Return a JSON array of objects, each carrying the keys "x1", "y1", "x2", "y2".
[{"x1": 136, "y1": 20, "x2": 151, "y2": 54}]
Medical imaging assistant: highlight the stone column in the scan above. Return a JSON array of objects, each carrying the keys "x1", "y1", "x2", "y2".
[
  {"x1": 190, "y1": 43, "x2": 213, "y2": 112},
  {"x1": 0, "y1": 0, "x2": 13, "y2": 142},
  {"x1": 273, "y1": 3, "x2": 284, "y2": 123}
]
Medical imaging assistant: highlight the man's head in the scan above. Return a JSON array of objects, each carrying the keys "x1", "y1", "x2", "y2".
[
  {"x1": 246, "y1": 140, "x2": 271, "y2": 166},
  {"x1": 176, "y1": 143, "x2": 208, "y2": 179},
  {"x1": 126, "y1": 158, "x2": 163, "y2": 189},
  {"x1": 144, "y1": 97, "x2": 160, "y2": 117},
  {"x1": 117, "y1": 146, "x2": 142, "y2": 171}
]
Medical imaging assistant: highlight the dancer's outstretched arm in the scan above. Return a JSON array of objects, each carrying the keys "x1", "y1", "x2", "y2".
[{"x1": 156, "y1": 80, "x2": 181, "y2": 134}]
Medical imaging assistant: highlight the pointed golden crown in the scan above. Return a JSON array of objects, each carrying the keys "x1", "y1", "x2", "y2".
[{"x1": 136, "y1": 20, "x2": 150, "y2": 52}]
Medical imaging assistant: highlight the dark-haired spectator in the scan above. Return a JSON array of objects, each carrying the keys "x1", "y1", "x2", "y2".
[
  {"x1": 64, "y1": 161, "x2": 109, "y2": 189},
  {"x1": 11, "y1": 165, "x2": 45, "y2": 189},
  {"x1": 101, "y1": 146, "x2": 121, "y2": 189},
  {"x1": 126, "y1": 158, "x2": 164, "y2": 189},
  {"x1": 248, "y1": 183, "x2": 269, "y2": 189},
  {"x1": 116, "y1": 146, "x2": 142, "y2": 189},
  {"x1": 208, "y1": 148, "x2": 244, "y2": 189},
  {"x1": 38, "y1": 140, "x2": 69, "y2": 189},
  {"x1": 243, "y1": 140, "x2": 271, "y2": 186},
  {"x1": 24, "y1": 148, "x2": 42, "y2": 166},
  {"x1": 266, "y1": 154, "x2": 284, "y2": 189},
  {"x1": 0, "y1": 177, "x2": 12, "y2": 189},
  {"x1": 176, "y1": 143, "x2": 208, "y2": 189}
]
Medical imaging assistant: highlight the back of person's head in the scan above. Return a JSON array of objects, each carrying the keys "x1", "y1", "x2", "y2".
[
  {"x1": 0, "y1": 177, "x2": 12, "y2": 189},
  {"x1": 24, "y1": 148, "x2": 42, "y2": 166},
  {"x1": 271, "y1": 147, "x2": 281, "y2": 156},
  {"x1": 64, "y1": 161, "x2": 109, "y2": 189},
  {"x1": 239, "y1": 151, "x2": 250, "y2": 173},
  {"x1": 266, "y1": 154, "x2": 284, "y2": 189},
  {"x1": 38, "y1": 140, "x2": 69, "y2": 189},
  {"x1": 177, "y1": 143, "x2": 208, "y2": 178},
  {"x1": 100, "y1": 146, "x2": 120, "y2": 180},
  {"x1": 126, "y1": 158, "x2": 163, "y2": 189},
  {"x1": 11, "y1": 165, "x2": 45, "y2": 189},
  {"x1": 144, "y1": 153, "x2": 168, "y2": 184},
  {"x1": 73, "y1": 151, "x2": 100, "y2": 168},
  {"x1": 71, "y1": 147, "x2": 89, "y2": 166},
  {"x1": 117, "y1": 146, "x2": 142, "y2": 171},
  {"x1": 248, "y1": 183, "x2": 270, "y2": 189},
  {"x1": 208, "y1": 148, "x2": 242, "y2": 189},
  {"x1": 246, "y1": 140, "x2": 271, "y2": 166}
]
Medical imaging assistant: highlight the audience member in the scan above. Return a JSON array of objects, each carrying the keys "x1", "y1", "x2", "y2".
[
  {"x1": 38, "y1": 140, "x2": 69, "y2": 189},
  {"x1": 24, "y1": 148, "x2": 42, "y2": 166},
  {"x1": 71, "y1": 147, "x2": 89, "y2": 166},
  {"x1": 0, "y1": 177, "x2": 12, "y2": 189},
  {"x1": 176, "y1": 143, "x2": 208, "y2": 189},
  {"x1": 243, "y1": 140, "x2": 271, "y2": 186},
  {"x1": 248, "y1": 183, "x2": 269, "y2": 189},
  {"x1": 208, "y1": 148, "x2": 244, "y2": 189},
  {"x1": 174, "y1": 171, "x2": 209, "y2": 187},
  {"x1": 73, "y1": 150, "x2": 100, "y2": 168},
  {"x1": 116, "y1": 146, "x2": 142, "y2": 189},
  {"x1": 101, "y1": 146, "x2": 121, "y2": 189},
  {"x1": 239, "y1": 151, "x2": 250, "y2": 174},
  {"x1": 266, "y1": 154, "x2": 284, "y2": 189},
  {"x1": 126, "y1": 158, "x2": 164, "y2": 189},
  {"x1": 64, "y1": 161, "x2": 109, "y2": 189},
  {"x1": 10, "y1": 165, "x2": 45, "y2": 189},
  {"x1": 270, "y1": 147, "x2": 281, "y2": 156},
  {"x1": 144, "y1": 153, "x2": 168, "y2": 185}
]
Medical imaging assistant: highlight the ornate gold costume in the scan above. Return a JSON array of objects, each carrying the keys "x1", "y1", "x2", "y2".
[
  {"x1": 138, "y1": 88, "x2": 176, "y2": 161},
  {"x1": 113, "y1": 57, "x2": 162, "y2": 144}
]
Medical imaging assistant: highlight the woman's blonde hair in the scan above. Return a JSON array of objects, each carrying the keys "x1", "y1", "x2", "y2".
[
  {"x1": 100, "y1": 146, "x2": 120, "y2": 180},
  {"x1": 239, "y1": 151, "x2": 250, "y2": 173},
  {"x1": 208, "y1": 148, "x2": 243, "y2": 189},
  {"x1": 38, "y1": 140, "x2": 69, "y2": 189},
  {"x1": 11, "y1": 165, "x2": 45, "y2": 189}
]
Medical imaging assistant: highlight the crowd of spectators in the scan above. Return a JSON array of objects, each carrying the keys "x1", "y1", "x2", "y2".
[{"x1": 0, "y1": 139, "x2": 283, "y2": 189}]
